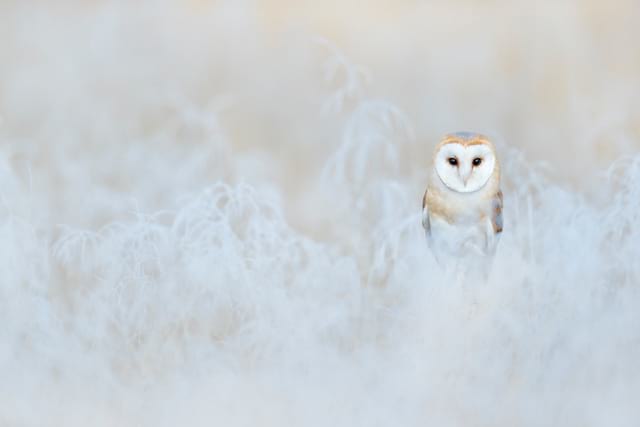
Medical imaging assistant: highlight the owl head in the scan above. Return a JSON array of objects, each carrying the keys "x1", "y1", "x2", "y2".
[{"x1": 433, "y1": 132, "x2": 499, "y2": 193}]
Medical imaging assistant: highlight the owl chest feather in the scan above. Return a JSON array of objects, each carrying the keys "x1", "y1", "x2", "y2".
[
  {"x1": 426, "y1": 185, "x2": 496, "y2": 255},
  {"x1": 429, "y1": 215, "x2": 487, "y2": 254},
  {"x1": 427, "y1": 186, "x2": 491, "y2": 225}
]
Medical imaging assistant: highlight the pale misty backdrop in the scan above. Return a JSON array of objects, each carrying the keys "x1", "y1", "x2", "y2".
[{"x1": 0, "y1": 1, "x2": 639, "y2": 426}]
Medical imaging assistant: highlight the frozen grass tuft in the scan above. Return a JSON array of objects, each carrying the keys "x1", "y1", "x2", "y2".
[{"x1": 1, "y1": 2, "x2": 640, "y2": 426}]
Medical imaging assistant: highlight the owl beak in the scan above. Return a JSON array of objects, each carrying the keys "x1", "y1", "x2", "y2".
[{"x1": 459, "y1": 164, "x2": 472, "y2": 187}]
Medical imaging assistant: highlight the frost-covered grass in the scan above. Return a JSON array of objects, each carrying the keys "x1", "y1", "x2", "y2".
[{"x1": 1, "y1": 1, "x2": 639, "y2": 426}]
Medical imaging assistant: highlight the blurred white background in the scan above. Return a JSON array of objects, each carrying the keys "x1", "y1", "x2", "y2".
[{"x1": 1, "y1": 1, "x2": 639, "y2": 426}]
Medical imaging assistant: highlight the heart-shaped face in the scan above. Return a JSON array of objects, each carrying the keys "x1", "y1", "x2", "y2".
[{"x1": 434, "y1": 141, "x2": 496, "y2": 193}]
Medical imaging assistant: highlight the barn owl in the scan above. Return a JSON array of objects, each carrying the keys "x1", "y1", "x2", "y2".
[{"x1": 421, "y1": 132, "x2": 503, "y2": 275}]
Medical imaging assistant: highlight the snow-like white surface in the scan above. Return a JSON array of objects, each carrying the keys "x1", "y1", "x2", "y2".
[{"x1": 0, "y1": 2, "x2": 639, "y2": 425}]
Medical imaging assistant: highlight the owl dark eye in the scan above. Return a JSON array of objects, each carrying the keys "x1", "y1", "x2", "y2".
[
  {"x1": 448, "y1": 157, "x2": 458, "y2": 166},
  {"x1": 472, "y1": 158, "x2": 482, "y2": 166}
]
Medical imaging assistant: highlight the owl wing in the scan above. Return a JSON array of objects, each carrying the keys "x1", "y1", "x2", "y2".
[
  {"x1": 421, "y1": 188, "x2": 430, "y2": 235},
  {"x1": 479, "y1": 189, "x2": 503, "y2": 265},
  {"x1": 492, "y1": 190, "x2": 503, "y2": 234}
]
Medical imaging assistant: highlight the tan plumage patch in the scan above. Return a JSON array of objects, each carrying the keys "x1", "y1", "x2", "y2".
[
  {"x1": 492, "y1": 190, "x2": 504, "y2": 233},
  {"x1": 423, "y1": 186, "x2": 457, "y2": 224},
  {"x1": 440, "y1": 132, "x2": 490, "y2": 146},
  {"x1": 421, "y1": 189, "x2": 430, "y2": 232}
]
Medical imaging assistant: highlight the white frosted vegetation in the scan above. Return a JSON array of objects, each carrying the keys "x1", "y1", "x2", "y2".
[{"x1": 0, "y1": 2, "x2": 639, "y2": 426}]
